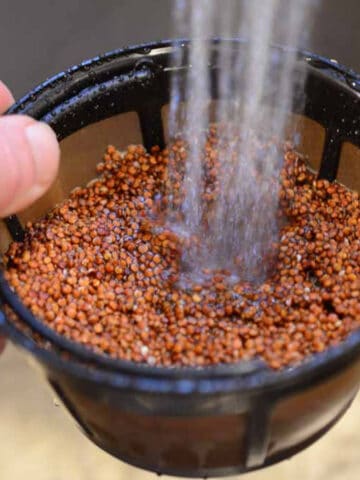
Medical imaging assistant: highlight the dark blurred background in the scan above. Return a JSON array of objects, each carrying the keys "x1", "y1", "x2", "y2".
[{"x1": 0, "y1": 0, "x2": 359, "y2": 99}]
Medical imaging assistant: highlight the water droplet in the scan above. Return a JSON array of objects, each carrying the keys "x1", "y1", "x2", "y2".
[
  {"x1": 346, "y1": 76, "x2": 360, "y2": 92},
  {"x1": 134, "y1": 58, "x2": 154, "y2": 71},
  {"x1": 307, "y1": 57, "x2": 328, "y2": 69},
  {"x1": 136, "y1": 46, "x2": 151, "y2": 55},
  {"x1": 81, "y1": 60, "x2": 91, "y2": 71}
]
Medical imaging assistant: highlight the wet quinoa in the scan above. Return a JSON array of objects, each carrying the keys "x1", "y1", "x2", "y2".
[{"x1": 5, "y1": 130, "x2": 360, "y2": 369}]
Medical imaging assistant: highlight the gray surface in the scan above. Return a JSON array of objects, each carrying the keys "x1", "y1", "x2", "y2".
[{"x1": 0, "y1": 0, "x2": 359, "y2": 99}]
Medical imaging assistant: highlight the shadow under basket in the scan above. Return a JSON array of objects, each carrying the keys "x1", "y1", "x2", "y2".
[{"x1": 0, "y1": 40, "x2": 360, "y2": 478}]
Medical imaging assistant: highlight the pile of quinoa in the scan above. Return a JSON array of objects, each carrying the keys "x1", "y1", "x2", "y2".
[{"x1": 5, "y1": 129, "x2": 360, "y2": 369}]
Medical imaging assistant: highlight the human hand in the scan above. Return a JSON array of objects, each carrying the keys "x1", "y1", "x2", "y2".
[
  {"x1": 0, "y1": 80, "x2": 60, "y2": 217},
  {"x1": 0, "y1": 80, "x2": 60, "y2": 352}
]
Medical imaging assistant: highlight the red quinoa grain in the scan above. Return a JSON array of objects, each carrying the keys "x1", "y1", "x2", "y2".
[{"x1": 4, "y1": 131, "x2": 360, "y2": 369}]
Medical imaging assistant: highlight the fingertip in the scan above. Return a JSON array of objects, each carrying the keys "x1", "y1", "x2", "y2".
[
  {"x1": 0, "y1": 118, "x2": 60, "y2": 217},
  {"x1": 25, "y1": 122, "x2": 60, "y2": 188},
  {"x1": 3, "y1": 114, "x2": 35, "y2": 128}
]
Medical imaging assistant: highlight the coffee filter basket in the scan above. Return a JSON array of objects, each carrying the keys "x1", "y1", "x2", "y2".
[{"x1": 0, "y1": 40, "x2": 359, "y2": 477}]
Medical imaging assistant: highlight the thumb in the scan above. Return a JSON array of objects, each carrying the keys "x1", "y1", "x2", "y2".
[{"x1": 0, "y1": 115, "x2": 60, "y2": 217}]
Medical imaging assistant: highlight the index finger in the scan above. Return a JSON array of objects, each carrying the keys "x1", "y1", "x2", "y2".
[{"x1": 0, "y1": 81, "x2": 15, "y2": 113}]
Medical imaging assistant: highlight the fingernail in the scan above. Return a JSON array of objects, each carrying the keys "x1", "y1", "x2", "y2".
[{"x1": 25, "y1": 122, "x2": 60, "y2": 187}]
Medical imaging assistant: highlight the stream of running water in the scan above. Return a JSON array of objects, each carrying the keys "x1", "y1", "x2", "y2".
[{"x1": 169, "y1": 0, "x2": 318, "y2": 282}]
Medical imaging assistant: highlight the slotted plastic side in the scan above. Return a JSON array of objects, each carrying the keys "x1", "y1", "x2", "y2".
[
  {"x1": 3, "y1": 216, "x2": 24, "y2": 243},
  {"x1": 245, "y1": 400, "x2": 273, "y2": 468},
  {"x1": 138, "y1": 103, "x2": 165, "y2": 151},
  {"x1": 303, "y1": 60, "x2": 360, "y2": 181}
]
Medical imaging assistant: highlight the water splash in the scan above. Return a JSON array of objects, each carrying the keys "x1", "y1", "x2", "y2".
[{"x1": 169, "y1": 0, "x2": 319, "y2": 282}]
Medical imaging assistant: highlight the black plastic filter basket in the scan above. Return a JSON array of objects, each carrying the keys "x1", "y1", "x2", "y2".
[{"x1": 0, "y1": 40, "x2": 359, "y2": 477}]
